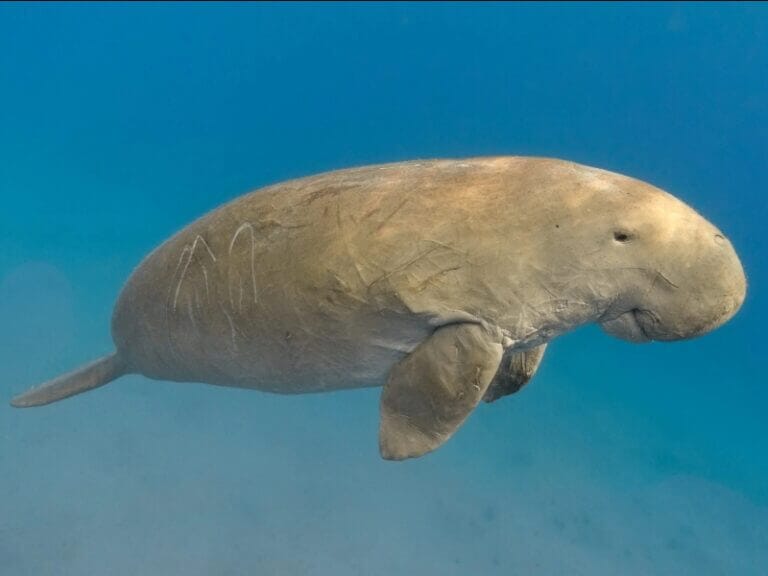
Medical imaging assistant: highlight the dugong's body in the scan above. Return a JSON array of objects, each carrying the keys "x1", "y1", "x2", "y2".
[
  {"x1": 116, "y1": 158, "x2": 592, "y2": 393},
  {"x1": 12, "y1": 157, "x2": 747, "y2": 460}
]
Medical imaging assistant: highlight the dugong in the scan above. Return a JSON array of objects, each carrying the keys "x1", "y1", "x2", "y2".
[{"x1": 12, "y1": 158, "x2": 747, "y2": 460}]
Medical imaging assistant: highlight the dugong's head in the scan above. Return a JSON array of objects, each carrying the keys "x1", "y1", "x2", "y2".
[{"x1": 549, "y1": 163, "x2": 747, "y2": 343}]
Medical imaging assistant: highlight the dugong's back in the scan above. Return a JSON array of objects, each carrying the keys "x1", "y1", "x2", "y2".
[{"x1": 111, "y1": 158, "x2": 539, "y2": 392}]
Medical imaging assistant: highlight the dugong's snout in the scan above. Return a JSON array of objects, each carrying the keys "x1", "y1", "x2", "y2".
[
  {"x1": 652, "y1": 231, "x2": 746, "y2": 341},
  {"x1": 603, "y1": 228, "x2": 747, "y2": 343}
]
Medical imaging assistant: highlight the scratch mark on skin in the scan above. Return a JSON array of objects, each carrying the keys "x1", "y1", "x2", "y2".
[
  {"x1": 572, "y1": 265, "x2": 678, "y2": 290},
  {"x1": 166, "y1": 235, "x2": 216, "y2": 364},
  {"x1": 361, "y1": 205, "x2": 380, "y2": 221},
  {"x1": 375, "y1": 197, "x2": 410, "y2": 232},
  {"x1": 228, "y1": 223, "x2": 259, "y2": 308},
  {"x1": 368, "y1": 246, "x2": 440, "y2": 289},
  {"x1": 173, "y1": 235, "x2": 218, "y2": 311},
  {"x1": 653, "y1": 270, "x2": 679, "y2": 290},
  {"x1": 299, "y1": 184, "x2": 353, "y2": 206},
  {"x1": 172, "y1": 245, "x2": 193, "y2": 312},
  {"x1": 196, "y1": 236, "x2": 217, "y2": 261},
  {"x1": 422, "y1": 239, "x2": 468, "y2": 255},
  {"x1": 165, "y1": 249, "x2": 191, "y2": 363},
  {"x1": 331, "y1": 274, "x2": 368, "y2": 305},
  {"x1": 187, "y1": 298, "x2": 197, "y2": 331},
  {"x1": 335, "y1": 196, "x2": 371, "y2": 288},
  {"x1": 220, "y1": 305, "x2": 239, "y2": 353},
  {"x1": 202, "y1": 267, "x2": 210, "y2": 299},
  {"x1": 414, "y1": 266, "x2": 462, "y2": 293}
]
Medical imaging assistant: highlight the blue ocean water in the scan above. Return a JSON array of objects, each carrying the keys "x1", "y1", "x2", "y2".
[{"x1": 1, "y1": 2, "x2": 766, "y2": 574}]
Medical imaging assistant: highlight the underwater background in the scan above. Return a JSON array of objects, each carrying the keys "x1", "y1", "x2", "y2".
[{"x1": 1, "y1": 2, "x2": 766, "y2": 574}]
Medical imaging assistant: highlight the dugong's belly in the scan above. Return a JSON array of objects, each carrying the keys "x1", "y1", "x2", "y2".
[{"x1": 111, "y1": 187, "x2": 433, "y2": 393}]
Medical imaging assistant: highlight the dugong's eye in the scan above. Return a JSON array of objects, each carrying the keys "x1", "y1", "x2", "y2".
[{"x1": 613, "y1": 231, "x2": 633, "y2": 243}]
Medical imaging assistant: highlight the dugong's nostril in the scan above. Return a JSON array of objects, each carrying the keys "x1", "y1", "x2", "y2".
[{"x1": 714, "y1": 233, "x2": 725, "y2": 245}]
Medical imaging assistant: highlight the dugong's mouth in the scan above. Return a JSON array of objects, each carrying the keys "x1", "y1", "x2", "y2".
[{"x1": 600, "y1": 309, "x2": 654, "y2": 343}]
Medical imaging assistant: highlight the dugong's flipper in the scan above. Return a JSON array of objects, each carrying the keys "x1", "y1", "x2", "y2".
[
  {"x1": 483, "y1": 344, "x2": 547, "y2": 403},
  {"x1": 379, "y1": 323, "x2": 504, "y2": 460},
  {"x1": 10, "y1": 353, "x2": 126, "y2": 408}
]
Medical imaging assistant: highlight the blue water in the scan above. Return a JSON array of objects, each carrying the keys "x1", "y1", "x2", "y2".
[{"x1": 1, "y1": 3, "x2": 766, "y2": 574}]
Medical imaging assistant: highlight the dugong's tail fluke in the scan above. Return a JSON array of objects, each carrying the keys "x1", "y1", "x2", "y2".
[{"x1": 10, "y1": 353, "x2": 127, "y2": 408}]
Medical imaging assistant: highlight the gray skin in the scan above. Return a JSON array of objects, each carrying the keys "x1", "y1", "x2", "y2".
[{"x1": 11, "y1": 157, "x2": 747, "y2": 460}]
